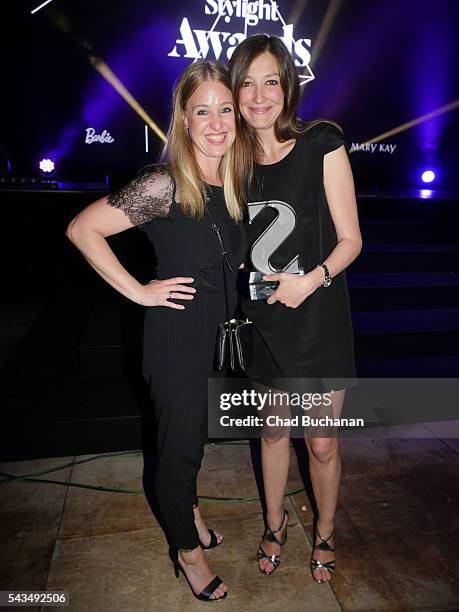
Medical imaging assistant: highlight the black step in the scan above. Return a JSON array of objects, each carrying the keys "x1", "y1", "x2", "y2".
[
  {"x1": 355, "y1": 330, "x2": 459, "y2": 358},
  {"x1": 352, "y1": 308, "x2": 459, "y2": 335},
  {"x1": 359, "y1": 220, "x2": 459, "y2": 244},
  {"x1": 349, "y1": 286, "x2": 459, "y2": 311},
  {"x1": 349, "y1": 251, "x2": 459, "y2": 273}
]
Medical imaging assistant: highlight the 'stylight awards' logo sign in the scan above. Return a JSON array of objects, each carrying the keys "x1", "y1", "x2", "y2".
[{"x1": 168, "y1": 0, "x2": 315, "y2": 85}]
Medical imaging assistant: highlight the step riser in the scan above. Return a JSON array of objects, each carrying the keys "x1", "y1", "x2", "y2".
[{"x1": 350, "y1": 252, "x2": 459, "y2": 272}]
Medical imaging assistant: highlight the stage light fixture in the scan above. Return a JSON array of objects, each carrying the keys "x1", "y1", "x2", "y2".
[
  {"x1": 421, "y1": 170, "x2": 435, "y2": 184},
  {"x1": 420, "y1": 189, "x2": 433, "y2": 198},
  {"x1": 39, "y1": 158, "x2": 55, "y2": 177}
]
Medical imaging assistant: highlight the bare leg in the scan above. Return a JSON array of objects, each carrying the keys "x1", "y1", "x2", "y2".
[
  {"x1": 305, "y1": 389, "x2": 345, "y2": 582},
  {"x1": 258, "y1": 435, "x2": 290, "y2": 573},
  {"x1": 255, "y1": 383, "x2": 291, "y2": 573},
  {"x1": 178, "y1": 546, "x2": 228, "y2": 599}
]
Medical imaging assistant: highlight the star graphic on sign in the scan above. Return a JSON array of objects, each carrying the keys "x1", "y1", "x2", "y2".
[
  {"x1": 194, "y1": 0, "x2": 315, "y2": 86},
  {"x1": 271, "y1": 1, "x2": 315, "y2": 86}
]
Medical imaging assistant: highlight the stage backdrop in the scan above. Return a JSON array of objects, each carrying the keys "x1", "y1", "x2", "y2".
[{"x1": 5, "y1": 0, "x2": 459, "y2": 191}]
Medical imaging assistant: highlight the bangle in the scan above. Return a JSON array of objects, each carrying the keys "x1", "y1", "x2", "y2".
[{"x1": 316, "y1": 263, "x2": 332, "y2": 287}]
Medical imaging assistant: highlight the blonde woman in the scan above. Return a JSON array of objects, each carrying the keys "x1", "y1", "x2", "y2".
[{"x1": 66, "y1": 61, "x2": 248, "y2": 602}]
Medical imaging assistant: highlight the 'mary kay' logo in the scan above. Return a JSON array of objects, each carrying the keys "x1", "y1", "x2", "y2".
[{"x1": 168, "y1": 0, "x2": 315, "y2": 85}]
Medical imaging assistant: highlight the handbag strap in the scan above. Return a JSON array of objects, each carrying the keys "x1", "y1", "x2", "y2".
[{"x1": 205, "y1": 205, "x2": 233, "y2": 322}]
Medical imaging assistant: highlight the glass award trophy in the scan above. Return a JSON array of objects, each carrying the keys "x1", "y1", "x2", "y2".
[
  {"x1": 248, "y1": 268, "x2": 304, "y2": 300},
  {"x1": 246, "y1": 199, "x2": 303, "y2": 300}
]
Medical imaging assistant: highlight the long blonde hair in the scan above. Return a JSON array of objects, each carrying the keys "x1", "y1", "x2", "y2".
[{"x1": 163, "y1": 61, "x2": 251, "y2": 220}]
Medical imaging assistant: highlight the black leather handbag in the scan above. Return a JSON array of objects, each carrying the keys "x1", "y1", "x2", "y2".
[
  {"x1": 215, "y1": 317, "x2": 252, "y2": 372},
  {"x1": 205, "y1": 207, "x2": 252, "y2": 373}
]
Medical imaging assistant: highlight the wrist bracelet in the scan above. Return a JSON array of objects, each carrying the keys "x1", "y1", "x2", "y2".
[{"x1": 316, "y1": 263, "x2": 332, "y2": 287}]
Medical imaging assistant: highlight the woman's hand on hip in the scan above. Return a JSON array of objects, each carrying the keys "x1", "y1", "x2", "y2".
[
  {"x1": 136, "y1": 277, "x2": 196, "y2": 309},
  {"x1": 263, "y1": 269, "x2": 323, "y2": 308}
]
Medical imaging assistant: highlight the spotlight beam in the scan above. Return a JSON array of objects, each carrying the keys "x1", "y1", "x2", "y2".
[
  {"x1": 46, "y1": 9, "x2": 167, "y2": 146},
  {"x1": 31, "y1": 0, "x2": 56, "y2": 15},
  {"x1": 352, "y1": 99, "x2": 459, "y2": 151},
  {"x1": 310, "y1": 0, "x2": 344, "y2": 70},
  {"x1": 89, "y1": 56, "x2": 167, "y2": 143},
  {"x1": 288, "y1": 0, "x2": 309, "y2": 27}
]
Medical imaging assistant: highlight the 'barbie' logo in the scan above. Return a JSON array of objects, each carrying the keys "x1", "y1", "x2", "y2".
[{"x1": 85, "y1": 128, "x2": 115, "y2": 144}]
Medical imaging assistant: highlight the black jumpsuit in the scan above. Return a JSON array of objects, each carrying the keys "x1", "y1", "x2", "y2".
[{"x1": 107, "y1": 164, "x2": 245, "y2": 549}]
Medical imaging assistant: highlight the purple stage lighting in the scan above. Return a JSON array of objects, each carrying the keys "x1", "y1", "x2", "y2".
[
  {"x1": 421, "y1": 170, "x2": 435, "y2": 184},
  {"x1": 39, "y1": 158, "x2": 55, "y2": 174}
]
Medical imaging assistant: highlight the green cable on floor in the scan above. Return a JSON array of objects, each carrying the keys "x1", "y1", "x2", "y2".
[{"x1": 0, "y1": 443, "x2": 306, "y2": 503}]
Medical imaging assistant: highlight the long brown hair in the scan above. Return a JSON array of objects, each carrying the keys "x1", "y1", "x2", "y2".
[
  {"x1": 229, "y1": 35, "x2": 341, "y2": 161},
  {"x1": 163, "y1": 60, "x2": 251, "y2": 220}
]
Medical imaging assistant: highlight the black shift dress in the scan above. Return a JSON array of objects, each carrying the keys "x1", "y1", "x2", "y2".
[{"x1": 242, "y1": 122, "x2": 357, "y2": 391}]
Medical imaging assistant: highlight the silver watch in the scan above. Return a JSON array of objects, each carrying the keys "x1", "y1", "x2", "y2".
[{"x1": 317, "y1": 263, "x2": 332, "y2": 287}]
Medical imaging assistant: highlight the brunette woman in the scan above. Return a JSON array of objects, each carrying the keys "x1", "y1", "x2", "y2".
[{"x1": 229, "y1": 35, "x2": 362, "y2": 583}]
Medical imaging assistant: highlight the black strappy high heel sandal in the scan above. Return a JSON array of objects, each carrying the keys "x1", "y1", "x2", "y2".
[
  {"x1": 310, "y1": 527, "x2": 336, "y2": 583},
  {"x1": 256, "y1": 509, "x2": 289, "y2": 576},
  {"x1": 169, "y1": 546, "x2": 228, "y2": 602},
  {"x1": 200, "y1": 528, "x2": 222, "y2": 550},
  {"x1": 193, "y1": 504, "x2": 223, "y2": 550}
]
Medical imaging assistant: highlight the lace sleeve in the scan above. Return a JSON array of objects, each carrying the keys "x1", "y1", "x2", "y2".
[{"x1": 106, "y1": 165, "x2": 174, "y2": 225}]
